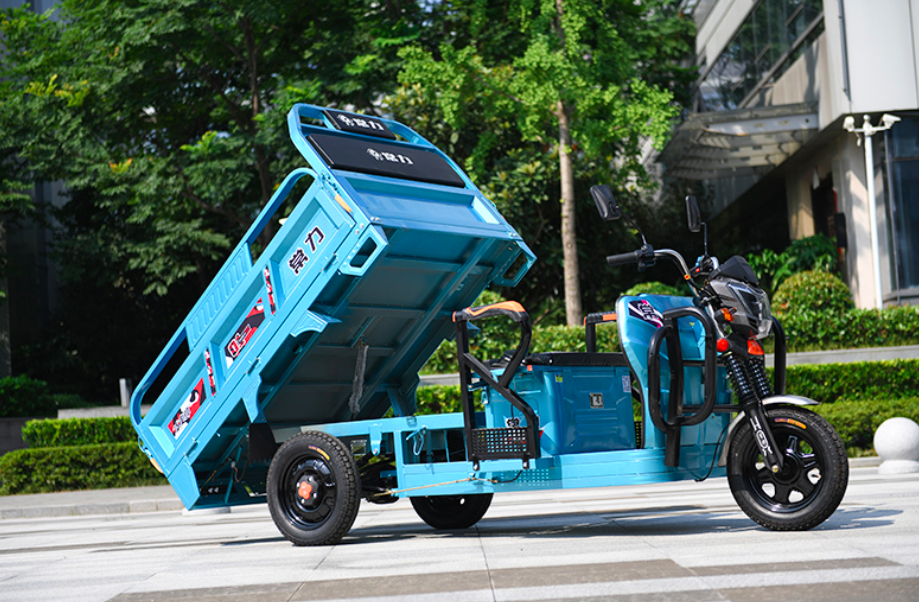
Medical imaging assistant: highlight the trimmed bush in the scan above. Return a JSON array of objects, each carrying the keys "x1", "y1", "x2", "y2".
[
  {"x1": 0, "y1": 375, "x2": 56, "y2": 418},
  {"x1": 773, "y1": 270, "x2": 853, "y2": 317},
  {"x1": 0, "y1": 442, "x2": 165, "y2": 495},
  {"x1": 22, "y1": 416, "x2": 137, "y2": 448}
]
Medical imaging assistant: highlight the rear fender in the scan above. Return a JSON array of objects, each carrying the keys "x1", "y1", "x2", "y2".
[{"x1": 718, "y1": 395, "x2": 820, "y2": 467}]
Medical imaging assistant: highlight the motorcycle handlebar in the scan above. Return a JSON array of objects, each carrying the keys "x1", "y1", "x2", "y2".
[{"x1": 606, "y1": 249, "x2": 643, "y2": 266}]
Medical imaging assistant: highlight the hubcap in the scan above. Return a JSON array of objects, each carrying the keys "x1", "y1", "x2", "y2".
[
  {"x1": 746, "y1": 428, "x2": 823, "y2": 513},
  {"x1": 282, "y1": 457, "x2": 337, "y2": 529}
]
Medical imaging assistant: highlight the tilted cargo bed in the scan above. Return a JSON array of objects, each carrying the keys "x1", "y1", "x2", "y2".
[{"x1": 131, "y1": 104, "x2": 535, "y2": 509}]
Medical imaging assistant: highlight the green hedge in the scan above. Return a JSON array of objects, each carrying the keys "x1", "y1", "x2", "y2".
[
  {"x1": 814, "y1": 398, "x2": 919, "y2": 452},
  {"x1": 22, "y1": 416, "x2": 137, "y2": 448},
  {"x1": 0, "y1": 442, "x2": 165, "y2": 495},
  {"x1": 782, "y1": 359, "x2": 919, "y2": 403}
]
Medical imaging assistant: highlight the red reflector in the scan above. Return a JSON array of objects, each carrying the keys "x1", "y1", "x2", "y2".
[
  {"x1": 716, "y1": 339, "x2": 729, "y2": 353},
  {"x1": 747, "y1": 340, "x2": 764, "y2": 356}
]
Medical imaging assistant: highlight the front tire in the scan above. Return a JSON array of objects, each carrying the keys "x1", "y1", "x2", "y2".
[
  {"x1": 728, "y1": 406, "x2": 848, "y2": 531},
  {"x1": 410, "y1": 493, "x2": 493, "y2": 530},
  {"x1": 267, "y1": 431, "x2": 360, "y2": 546}
]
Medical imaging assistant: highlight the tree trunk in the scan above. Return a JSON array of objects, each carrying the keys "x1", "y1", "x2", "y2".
[{"x1": 557, "y1": 100, "x2": 582, "y2": 327}]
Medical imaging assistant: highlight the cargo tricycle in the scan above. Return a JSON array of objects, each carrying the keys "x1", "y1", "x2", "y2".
[{"x1": 131, "y1": 104, "x2": 848, "y2": 546}]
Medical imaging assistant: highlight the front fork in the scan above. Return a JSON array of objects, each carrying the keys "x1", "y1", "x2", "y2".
[{"x1": 724, "y1": 353, "x2": 784, "y2": 473}]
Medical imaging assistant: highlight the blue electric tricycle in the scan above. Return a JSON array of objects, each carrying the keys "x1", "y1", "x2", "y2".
[{"x1": 131, "y1": 104, "x2": 849, "y2": 546}]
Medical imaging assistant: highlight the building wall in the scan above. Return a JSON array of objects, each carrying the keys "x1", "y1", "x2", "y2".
[
  {"x1": 842, "y1": 0, "x2": 918, "y2": 114},
  {"x1": 691, "y1": 0, "x2": 919, "y2": 308}
]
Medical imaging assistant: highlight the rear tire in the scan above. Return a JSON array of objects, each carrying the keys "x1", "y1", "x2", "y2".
[
  {"x1": 410, "y1": 493, "x2": 493, "y2": 530},
  {"x1": 267, "y1": 431, "x2": 360, "y2": 546},
  {"x1": 728, "y1": 406, "x2": 848, "y2": 531}
]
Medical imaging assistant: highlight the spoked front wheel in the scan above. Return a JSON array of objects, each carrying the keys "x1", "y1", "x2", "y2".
[
  {"x1": 267, "y1": 431, "x2": 361, "y2": 546},
  {"x1": 727, "y1": 406, "x2": 848, "y2": 531}
]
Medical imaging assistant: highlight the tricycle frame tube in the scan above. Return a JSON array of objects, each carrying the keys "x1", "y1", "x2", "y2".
[{"x1": 771, "y1": 317, "x2": 787, "y2": 395}]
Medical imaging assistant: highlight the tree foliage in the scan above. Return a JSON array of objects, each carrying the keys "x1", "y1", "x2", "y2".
[
  {"x1": 2, "y1": 0, "x2": 695, "y2": 398},
  {"x1": 0, "y1": 0, "x2": 422, "y2": 397},
  {"x1": 395, "y1": 0, "x2": 694, "y2": 325}
]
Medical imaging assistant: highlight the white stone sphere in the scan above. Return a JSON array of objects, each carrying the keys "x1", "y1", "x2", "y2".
[{"x1": 874, "y1": 417, "x2": 919, "y2": 474}]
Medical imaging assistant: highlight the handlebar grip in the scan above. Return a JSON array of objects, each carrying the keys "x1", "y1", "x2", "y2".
[{"x1": 606, "y1": 250, "x2": 642, "y2": 267}]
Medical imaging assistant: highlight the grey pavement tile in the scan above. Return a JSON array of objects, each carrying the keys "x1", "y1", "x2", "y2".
[
  {"x1": 489, "y1": 559, "x2": 694, "y2": 588},
  {"x1": 109, "y1": 583, "x2": 301, "y2": 602},
  {"x1": 502, "y1": 592, "x2": 726, "y2": 602},
  {"x1": 290, "y1": 570, "x2": 491, "y2": 599},
  {"x1": 718, "y1": 578, "x2": 919, "y2": 602},
  {"x1": 688, "y1": 556, "x2": 899, "y2": 576}
]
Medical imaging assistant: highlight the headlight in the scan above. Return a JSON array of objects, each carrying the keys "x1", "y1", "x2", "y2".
[{"x1": 710, "y1": 278, "x2": 772, "y2": 339}]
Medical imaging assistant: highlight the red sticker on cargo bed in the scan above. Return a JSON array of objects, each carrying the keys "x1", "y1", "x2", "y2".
[
  {"x1": 225, "y1": 300, "x2": 266, "y2": 368},
  {"x1": 168, "y1": 378, "x2": 206, "y2": 438}
]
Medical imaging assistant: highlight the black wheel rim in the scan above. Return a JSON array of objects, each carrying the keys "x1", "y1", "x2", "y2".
[
  {"x1": 741, "y1": 421, "x2": 824, "y2": 514},
  {"x1": 417, "y1": 495, "x2": 466, "y2": 517},
  {"x1": 280, "y1": 454, "x2": 337, "y2": 530}
]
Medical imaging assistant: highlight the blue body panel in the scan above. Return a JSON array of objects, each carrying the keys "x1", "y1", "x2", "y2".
[{"x1": 483, "y1": 364, "x2": 636, "y2": 455}]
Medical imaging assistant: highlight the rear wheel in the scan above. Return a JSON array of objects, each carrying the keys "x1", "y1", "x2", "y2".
[
  {"x1": 728, "y1": 406, "x2": 848, "y2": 531},
  {"x1": 410, "y1": 493, "x2": 493, "y2": 530},
  {"x1": 267, "y1": 431, "x2": 360, "y2": 546}
]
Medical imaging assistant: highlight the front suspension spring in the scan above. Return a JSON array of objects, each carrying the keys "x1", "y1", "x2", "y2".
[
  {"x1": 725, "y1": 354, "x2": 758, "y2": 405},
  {"x1": 748, "y1": 357, "x2": 773, "y2": 399}
]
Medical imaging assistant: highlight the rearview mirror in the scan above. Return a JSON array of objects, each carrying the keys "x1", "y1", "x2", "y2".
[
  {"x1": 685, "y1": 195, "x2": 701, "y2": 233},
  {"x1": 591, "y1": 185, "x2": 621, "y2": 221}
]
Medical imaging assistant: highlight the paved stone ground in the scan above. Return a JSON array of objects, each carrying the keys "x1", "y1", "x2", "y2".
[{"x1": 0, "y1": 462, "x2": 917, "y2": 602}]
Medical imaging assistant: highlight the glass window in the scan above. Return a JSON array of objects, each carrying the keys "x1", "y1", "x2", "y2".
[
  {"x1": 786, "y1": 0, "x2": 809, "y2": 44},
  {"x1": 891, "y1": 117, "x2": 919, "y2": 158},
  {"x1": 889, "y1": 117, "x2": 919, "y2": 290},
  {"x1": 753, "y1": 2, "x2": 773, "y2": 76},
  {"x1": 693, "y1": 0, "x2": 823, "y2": 112}
]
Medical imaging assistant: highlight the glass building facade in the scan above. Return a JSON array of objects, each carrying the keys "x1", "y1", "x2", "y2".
[
  {"x1": 695, "y1": 0, "x2": 824, "y2": 112},
  {"x1": 888, "y1": 117, "x2": 919, "y2": 294}
]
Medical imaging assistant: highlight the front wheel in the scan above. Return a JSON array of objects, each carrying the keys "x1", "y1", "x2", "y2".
[
  {"x1": 267, "y1": 431, "x2": 361, "y2": 546},
  {"x1": 410, "y1": 493, "x2": 493, "y2": 530},
  {"x1": 727, "y1": 406, "x2": 848, "y2": 531}
]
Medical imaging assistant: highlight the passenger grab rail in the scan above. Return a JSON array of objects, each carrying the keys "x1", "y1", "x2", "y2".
[{"x1": 646, "y1": 305, "x2": 718, "y2": 467}]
